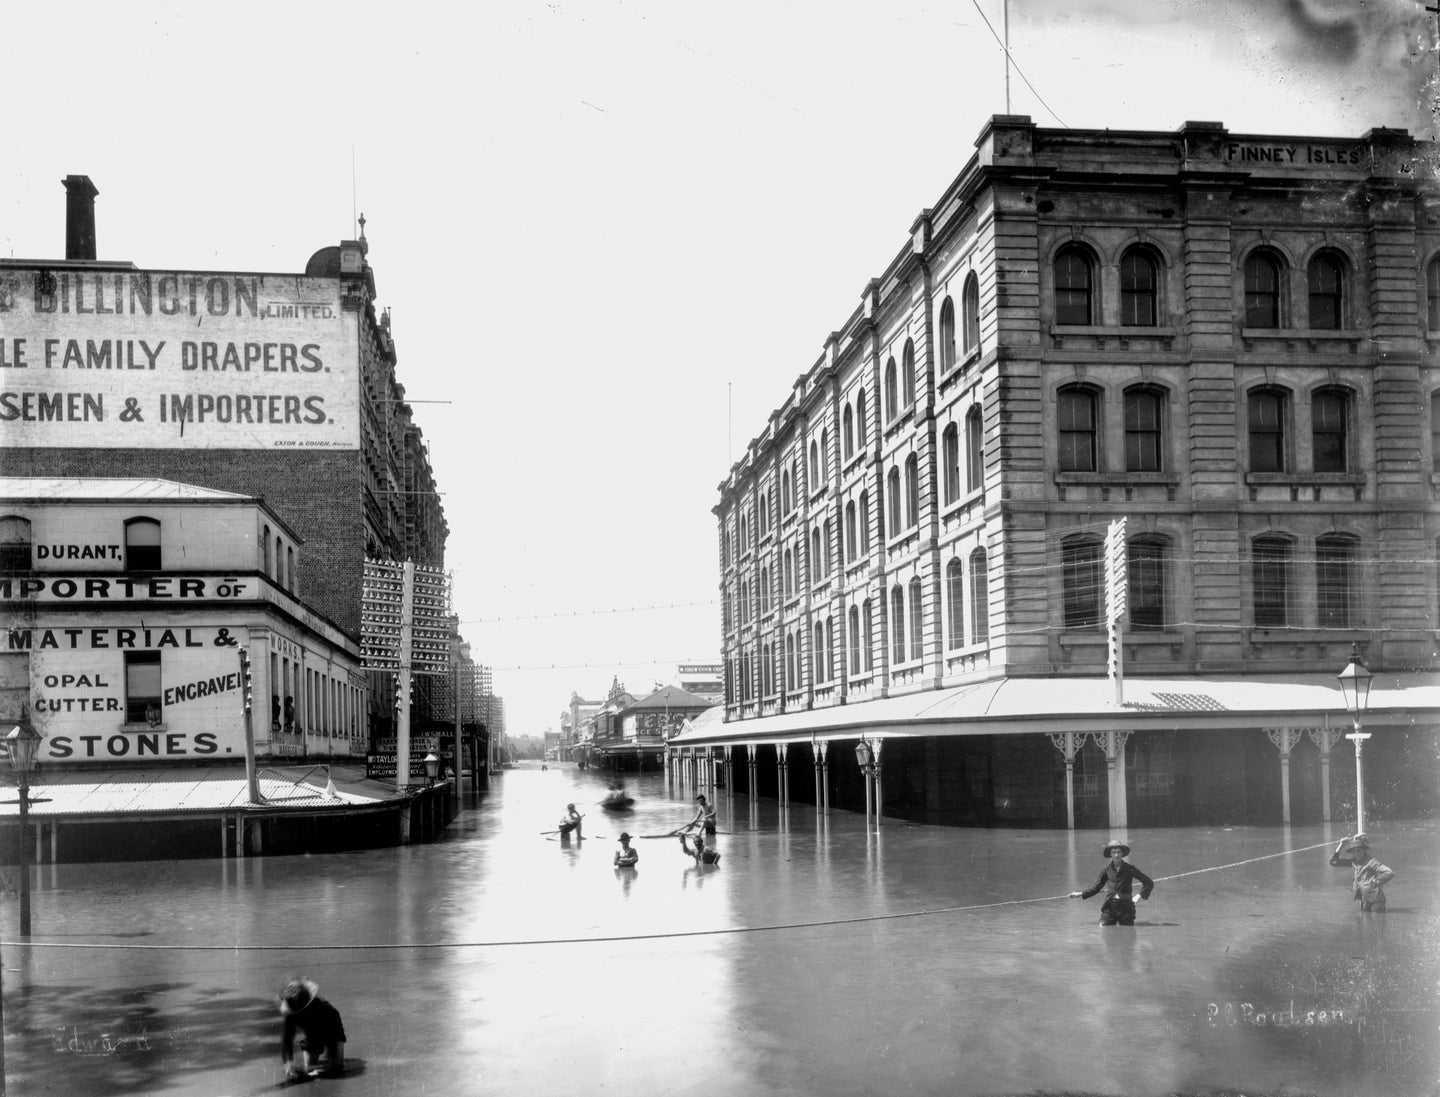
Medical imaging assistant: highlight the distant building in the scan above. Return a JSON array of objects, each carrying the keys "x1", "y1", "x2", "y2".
[
  {"x1": 679, "y1": 118, "x2": 1440, "y2": 829},
  {"x1": 677, "y1": 663, "x2": 724, "y2": 703}
]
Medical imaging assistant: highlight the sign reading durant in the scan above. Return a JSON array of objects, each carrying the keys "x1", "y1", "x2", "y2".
[{"x1": 0, "y1": 268, "x2": 360, "y2": 449}]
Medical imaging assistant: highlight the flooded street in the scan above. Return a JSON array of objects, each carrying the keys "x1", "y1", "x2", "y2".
[{"x1": 5, "y1": 762, "x2": 1437, "y2": 1097}]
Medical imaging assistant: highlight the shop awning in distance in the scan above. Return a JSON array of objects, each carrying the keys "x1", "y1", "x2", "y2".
[{"x1": 667, "y1": 672, "x2": 1440, "y2": 748}]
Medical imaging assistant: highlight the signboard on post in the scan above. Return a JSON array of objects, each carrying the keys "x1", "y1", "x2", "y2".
[{"x1": 1104, "y1": 518, "x2": 1128, "y2": 705}]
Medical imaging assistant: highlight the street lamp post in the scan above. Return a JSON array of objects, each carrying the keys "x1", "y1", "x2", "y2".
[
  {"x1": 5, "y1": 724, "x2": 45, "y2": 937},
  {"x1": 1336, "y1": 645, "x2": 1374, "y2": 835},
  {"x1": 423, "y1": 752, "x2": 441, "y2": 789},
  {"x1": 854, "y1": 740, "x2": 874, "y2": 828}
]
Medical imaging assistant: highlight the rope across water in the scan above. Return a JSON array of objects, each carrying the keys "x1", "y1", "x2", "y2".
[{"x1": 0, "y1": 840, "x2": 1338, "y2": 953}]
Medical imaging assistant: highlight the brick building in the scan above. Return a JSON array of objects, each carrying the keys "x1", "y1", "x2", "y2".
[
  {"x1": 676, "y1": 118, "x2": 1440, "y2": 830},
  {"x1": 0, "y1": 178, "x2": 450, "y2": 752}
]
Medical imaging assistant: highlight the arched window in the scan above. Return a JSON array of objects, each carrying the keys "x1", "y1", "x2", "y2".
[
  {"x1": 1428, "y1": 257, "x2": 1440, "y2": 331},
  {"x1": 1432, "y1": 391, "x2": 1440, "y2": 472},
  {"x1": 862, "y1": 598, "x2": 874, "y2": 671},
  {"x1": 0, "y1": 516, "x2": 33, "y2": 573},
  {"x1": 1252, "y1": 535, "x2": 1292, "y2": 627},
  {"x1": 261, "y1": 524, "x2": 271, "y2": 577},
  {"x1": 820, "y1": 429, "x2": 830, "y2": 484},
  {"x1": 825, "y1": 616, "x2": 835, "y2": 683},
  {"x1": 1058, "y1": 386, "x2": 1099, "y2": 472},
  {"x1": 785, "y1": 633, "x2": 795, "y2": 690},
  {"x1": 856, "y1": 389, "x2": 869, "y2": 449},
  {"x1": 849, "y1": 605, "x2": 861, "y2": 673},
  {"x1": 739, "y1": 515, "x2": 749, "y2": 555},
  {"x1": 843, "y1": 405, "x2": 855, "y2": 460},
  {"x1": 845, "y1": 501, "x2": 857, "y2": 562},
  {"x1": 125, "y1": 518, "x2": 162, "y2": 572},
  {"x1": 890, "y1": 585, "x2": 906, "y2": 664},
  {"x1": 1307, "y1": 252, "x2": 1343, "y2": 330},
  {"x1": 908, "y1": 577, "x2": 923, "y2": 662},
  {"x1": 286, "y1": 546, "x2": 296, "y2": 593},
  {"x1": 939, "y1": 298, "x2": 956, "y2": 372},
  {"x1": 885, "y1": 358, "x2": 898, "y2": 421},
  {"x1": 859, "y1": 491, "x2": 871, "y2": 554},
  {"x1": 1312, "y1": 388, "x2": 1349, "y2": 473},
  {"x1": 758, "y1": 493, "x2": 769, "y2": 537},
  {"x1": 1244, "y1": 251, "x2": 1282, "y2": 328},
  {"x1": 1248, "y1": 387, "x2": 1289, "y2": 472},
  {"x1": 823, "y1": 518, "x2": 833, "y2": 576},
  {"x1": 761, "y1": 643, "x2": 772, "y2": 696},
  {"x1": 886, "y1": 467, "x2": 902, "y2": 536},
  {"x1": 1128, "y1": 535, "x2": 1169, "y2": 631},
  {"x1": 969, "y1": 548, "x2": 989, "y2": 645},
  {"x1": 942, "y1": 424, "x2": 960, "y2": 505},
  {"x1": 1124, "y1": 387, "x2": 1164, "y2": 472},
  {"x1": 1120, "y1": 248, "x2": 1158, "y2": 327},
  {"x1": 783, "y1": 547, "x2": 794, "y2": 597},
  {"x1": 760, "y1": 566, "x2": 770, "y2": 613},
  {"x1": 792, "y1": 459, "x2": 801, "y2": 503},
  {"x1": 813, "y1": 622, "x2": 825, "y2": 684},
  {"x1": 962, "y1": 273, "x2": 980, "y2": 354},
  {"x1": 902, "y1": 340, "x2": 916, "y2": 407},
  {"x1": 1316, "y1": 534, "x2": 1358, "y2": 629},
  {"x1": 1055, "y1": 245, "x2": 1094, "y2": 325},
  {"x1": 781, "y1": 470, "x2": 792, "y2": 514},
  {"x1": 810, "y1": 527, "x2": 821, "y2": 583},
  {"x1": 740, "y1": 579, "x2": 749, "y2": 623},
  {"x1": 1062, "y1": 535, "x2": 1104, "y2": 629},
  {"x1": 946, "y1": 558, "x2": 965, "y2": 649},
  {"x1": 904, "y1": 454, "x2": 919, "y2": 529},
  {"x1": 966, "y1": 406, "x2": 984, "y2": 493}
]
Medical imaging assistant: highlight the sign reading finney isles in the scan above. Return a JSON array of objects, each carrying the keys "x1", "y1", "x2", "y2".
[
  {"x1": 1223, "y1": 142, "x2": 1364, "y2": 166},
  {"x1": 0, "y1": 268, "x2": 359, "y2": 449}
]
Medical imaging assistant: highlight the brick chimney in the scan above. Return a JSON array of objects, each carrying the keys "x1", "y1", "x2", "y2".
[{"x1": 63, "y1": 175, "x2": 98, "y2": 260}]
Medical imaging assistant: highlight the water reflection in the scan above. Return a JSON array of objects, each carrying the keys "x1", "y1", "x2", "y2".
[{"x1": 4, "y1": 764, "x2": 1437, "y2": 1097}]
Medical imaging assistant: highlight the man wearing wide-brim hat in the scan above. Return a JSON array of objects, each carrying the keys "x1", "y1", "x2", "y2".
[
  {"x1": 1329, "y1": 833, "x2": 1393, "y2": 912},
  {"x1": 1069, "y1": 841, "x2": 1155, "y2": 925}
]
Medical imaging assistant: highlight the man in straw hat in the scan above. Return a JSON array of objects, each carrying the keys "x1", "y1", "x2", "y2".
[
  {"x1": 279, "y1": 977, "x2": 347, "y2": 1079},
  {"x1": 1329, "y1": 833, "x2": 1393, "y2": 912},
  {"x1": 1069, "y1": 841, "x2": 1155, "y2": 925}
]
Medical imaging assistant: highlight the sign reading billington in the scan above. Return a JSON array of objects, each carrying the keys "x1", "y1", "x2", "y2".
[{"x1": 0, "y1": 267, "x2": 359, "y2": 449}]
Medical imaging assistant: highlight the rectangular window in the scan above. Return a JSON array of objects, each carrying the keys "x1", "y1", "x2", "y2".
[
  {"x1": 125, "y1": 651, "x2": 162, "y2": 724},
  {"x1": 1312, "y1": 391, "x2": 1347, "y2": 473},
  {"x1": 1316, "y1": 540, "x2": 1355, "y2": 629},
  {"x1": 1128, "y1": 540, "x2": 1166, "y2": 630},
  {"x1": 1063, "y1": 542, "x2": 1104, "y2": 629},
  {"x1": 1248, "y1": 392, "x2": 1286, "y2": 473},
  {"x1": 1058, "y1": 390, "x2": 1097, "y2": 472},
  {"x1": 1253, "y1": 540, "x2": 1290, "y2": 628},
  {"x1": 1124, "y1": 390, "x2": 1162, "y2": 472},
  {"x1": 0, "y1": 653, "x2": 30, "y2": 723}
]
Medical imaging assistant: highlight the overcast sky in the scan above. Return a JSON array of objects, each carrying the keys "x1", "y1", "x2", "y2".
[{"x1": 3, "y1": 0, "x2": 1433, "y2": 737}]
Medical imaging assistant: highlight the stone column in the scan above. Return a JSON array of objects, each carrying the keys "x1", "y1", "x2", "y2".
[
  {"x1": 1048, "y1": 731, "x2": 1085, "y2": 829},
  {"x1": 1093, "y1": 730, "x2": 1130, "y2": 831},
  {"x1": 1265, "y1": 728, "x2": 1303, "y2": 823},
  {"x1": 777, "y1": 742, "x2": 789, "y2": 806},
  {"x1": 1308, "y1": 727, "x2": 1343, "y2": 822}
]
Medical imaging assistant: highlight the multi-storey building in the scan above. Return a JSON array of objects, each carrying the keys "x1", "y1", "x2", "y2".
[
  {"x1": 682, "y1": 117, "x2": 1440, "y2": 829},
  {"x1": 1, "y1": 178, "x2": 452, "y2": 750}
]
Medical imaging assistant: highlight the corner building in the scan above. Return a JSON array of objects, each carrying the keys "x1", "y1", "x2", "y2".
[{"x1": 686, "y1": 118, "x2": 1440, "y2": 830}]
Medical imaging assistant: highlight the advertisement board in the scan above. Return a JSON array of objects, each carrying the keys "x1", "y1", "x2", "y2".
[{"x1": 0, "y1": 268, "x2": 359, "y2": 449}]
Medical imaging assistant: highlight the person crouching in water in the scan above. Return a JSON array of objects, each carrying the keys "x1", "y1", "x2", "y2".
[
  {"x1": 558, "y1": 803, "x2": 583, "y2": 840},
  {"x1": 679, "y1": 830, "x2": 721, "y2": 865},
  {"x1": 614, "y1": 831, "x2": 639, "y2": 867},
  {"x1": 279, "y1": 978, "x2": 346, "y2": 1079},
  {"x1": 1069, "y1": 841, "x2": 1154, "y2": 925},
  {"x1": 1330, "y1": 833, "x2": 1393, "y2": 912}
]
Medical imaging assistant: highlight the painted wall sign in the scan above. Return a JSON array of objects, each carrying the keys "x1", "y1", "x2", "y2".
[
  {"x1": 1221, "y1": 143, "x2": 1364, "y2": 166},
  {"x1": 0, "y1": 269, "x2": 359, "y2": 449},
  {"x1": 0, "y1": 575, "x2": 256, "y2": 602}
]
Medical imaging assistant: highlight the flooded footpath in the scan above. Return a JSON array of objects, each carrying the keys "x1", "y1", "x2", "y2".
[{"x1": 4, "y1": 762, "x2": 1437, "y2": 1097}]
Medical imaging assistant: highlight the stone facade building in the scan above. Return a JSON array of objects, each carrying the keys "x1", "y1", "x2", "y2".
[{"x1": 680, "y1": 118, "x2": 1440, "y2": 830}]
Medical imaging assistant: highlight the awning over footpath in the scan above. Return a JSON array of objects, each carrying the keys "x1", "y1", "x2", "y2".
[
  {"x1": 0, "y1": 763, "x2": 402, "y2": 820},
  {"x1": 668, "y1": 672, "x2": 1440, "y2": 748}
]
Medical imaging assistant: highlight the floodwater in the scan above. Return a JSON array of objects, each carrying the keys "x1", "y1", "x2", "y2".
[{"x1": 3, "y1": 762, "x2": 1437, "y2": 1097}]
